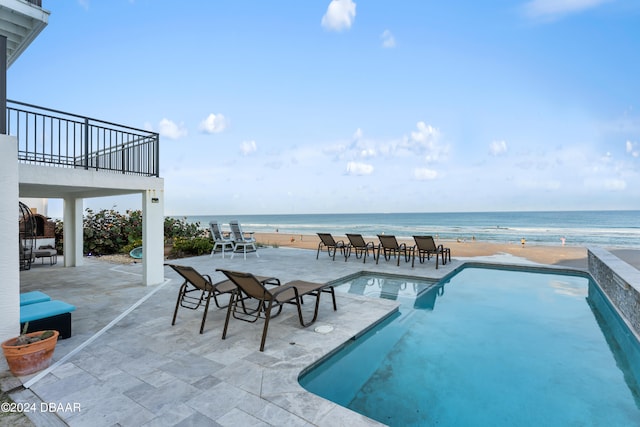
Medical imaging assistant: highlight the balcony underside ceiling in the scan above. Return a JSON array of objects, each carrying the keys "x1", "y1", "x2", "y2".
[
  {"x1": 19, "y1": 164, "x2": 163, "y2": 199},
  {"x1": 0, "y1": 0, "x2": 49, "y2": 68}
]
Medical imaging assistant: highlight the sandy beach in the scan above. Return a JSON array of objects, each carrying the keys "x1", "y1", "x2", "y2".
[{"x1": 254, "y1": 232, "x2": 590, "y2": 267}]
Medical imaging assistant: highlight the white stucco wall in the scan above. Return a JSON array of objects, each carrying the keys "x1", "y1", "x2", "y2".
[{"x1": 0, "y1": 135, "x2": 20, "y2": 343}]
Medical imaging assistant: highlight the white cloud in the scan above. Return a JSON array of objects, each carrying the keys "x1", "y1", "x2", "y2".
[
  {"x1": 199, "y1": 113, "x2": 228, "y2": 134},
  {"x1": 585, "y1": 177, "x2": 627, "y2": 191},
  {"x1": 353, "y1": 128, "x2": 363, "y2": 140},
  {"x1": 490, "y1": 140, "x2": 508, "y2": 156},
  {"x1": 381, "y1": 30, "x2": 396, "y2": 48},
  {"x1": 240, "y1": 140, "x2": 257, "y2": 155},
  {"x1": 321, "y1": 0, "x2": 356, "y2": 32},
  {"x1": 346, "y1": 161, "x2": 373, "y2": 175},
  {"x1": 523, "y1": 0, "x2": 612, "y2": 20},
  {"x1": 414, "y1": 168, "x2": 438, "y2": 181},
  {"x1": 158, "y1": 118, "x2": 188, "y2": 140},
  {"x1": 398, "y1": 121, "x2": 447, "y2": 163},
  {"x1": 360, "y1": 148, "x2": 376, "y2": 158},
  {"x1": 626, "y1": 140, "x2": 639, "y2": 157}
]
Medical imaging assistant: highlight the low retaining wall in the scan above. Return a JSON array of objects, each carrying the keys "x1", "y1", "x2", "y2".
[{"x1": 588, "y1": 247, "x2": 640, "y2": 337}]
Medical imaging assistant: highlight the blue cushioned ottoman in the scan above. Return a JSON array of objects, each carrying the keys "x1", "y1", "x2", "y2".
[{"x1": 20, "y1": 300, "x2": 76, "y2": 339}]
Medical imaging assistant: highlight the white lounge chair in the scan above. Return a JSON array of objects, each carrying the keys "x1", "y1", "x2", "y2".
[
  {"x1": 209, "y1": 221, "x2": 235, "y2": 258},
  {"x1": 229, "y1": 220, "x2": 259, "y2": 259}
]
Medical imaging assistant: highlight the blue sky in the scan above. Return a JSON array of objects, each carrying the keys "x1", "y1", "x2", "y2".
[{"x1": 10, "y1": 0, "x2": 640, "y2": 216}]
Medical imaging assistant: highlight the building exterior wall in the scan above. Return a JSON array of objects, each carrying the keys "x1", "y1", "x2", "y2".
[{"x1": 0, "y1": 135, "x2": 20, "y2": 343}]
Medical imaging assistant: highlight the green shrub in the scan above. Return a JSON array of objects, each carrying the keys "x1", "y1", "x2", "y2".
[
  {"x1": 58, "y1": 209, "x2": 209, "y2": 257},
  {"x1": 170, "y1": 236, "x2": 213, "y2": 257},
  {"x1": 83, "y1": 208, "x2": 129, "y2": 255}
]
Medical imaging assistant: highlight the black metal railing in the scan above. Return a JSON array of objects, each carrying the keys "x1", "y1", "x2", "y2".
[{"x1": 7, "y1": 100, "x2": 159, "y2": 177}]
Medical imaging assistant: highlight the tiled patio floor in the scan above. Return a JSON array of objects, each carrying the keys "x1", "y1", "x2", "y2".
[
  {"x1": 3, "y1": 247, "x2": 470, "y2": 426},
  {"x1": 8, "y1": 244, "x2": 635, "y2": 426}
]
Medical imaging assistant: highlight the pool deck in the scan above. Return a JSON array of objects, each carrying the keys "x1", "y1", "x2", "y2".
[{"x1": 0, "y1": 247, "x2": 630, "y2": 426}]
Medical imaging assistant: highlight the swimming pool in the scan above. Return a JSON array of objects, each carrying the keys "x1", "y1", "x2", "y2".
[{"x1": 299, "y1": 266, "x2": 640, "y2": 426}]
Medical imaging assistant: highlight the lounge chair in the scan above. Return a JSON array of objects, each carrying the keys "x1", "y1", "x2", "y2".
[
  {"x1": 376, "y1": 235, "x2": 412, "y2": 266},
  {"x1": 209, "y1": 221, "x2": 235, "y2": 258},
  {"x1": 316, "y1": 233, "x2": 346, "y2": 261},
  {"x1": 217, "y1": 269, "x2": 337, "y2": 351},
  {"x1": 229, "y1": 220, "x2": 259, "y2": 259},
  {"x1": 412, "y1": 235, "x2": 450, "y2": 269},
  {"x1": 167, "y1": 264, "x2": 237, "y2": 333},
  {"x1": 345, "y1": 233, "x2": 376, "y2": 263}
]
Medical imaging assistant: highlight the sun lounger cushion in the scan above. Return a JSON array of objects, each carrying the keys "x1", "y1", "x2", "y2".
[
  {"x1": 20, "y1": 300, "x2": 76, "y2": 339},
  {"x1": 20, "y1": 291, "x2": 51, "y2": 306}
]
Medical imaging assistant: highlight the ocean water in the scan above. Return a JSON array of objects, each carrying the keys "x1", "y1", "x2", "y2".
[{"x1": 179, "y1": 210, "x2": 639, "y2": 248}]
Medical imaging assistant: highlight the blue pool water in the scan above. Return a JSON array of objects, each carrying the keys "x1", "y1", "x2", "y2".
[{"x1": 299, "y1": 267, "x2": 640, "y2": 426}]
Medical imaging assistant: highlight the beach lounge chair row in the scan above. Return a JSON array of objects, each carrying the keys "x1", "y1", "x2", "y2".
[
  {"x1": 167, "y1": 264, "x2": 337, "y2": 352},
  {"x1": 209, "y1": 220, "x2": 258, "y2": 259},
  {"x1": 317, "y1": 233, "x2": 451, "y2": 269}
]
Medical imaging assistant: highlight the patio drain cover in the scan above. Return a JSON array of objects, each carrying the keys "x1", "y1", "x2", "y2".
[{"x1": 314, "y1": 325, "x2": 334, "y2": 334}]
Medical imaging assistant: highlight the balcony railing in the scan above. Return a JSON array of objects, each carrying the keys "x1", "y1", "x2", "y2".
[{"x1": 7, "y1": 100, "x2": 160, "y2": 177}]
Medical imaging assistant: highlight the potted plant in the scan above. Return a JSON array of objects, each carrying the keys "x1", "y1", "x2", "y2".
[{"x1": 1, "y1": 324, "x2": 59, "y2": 376}]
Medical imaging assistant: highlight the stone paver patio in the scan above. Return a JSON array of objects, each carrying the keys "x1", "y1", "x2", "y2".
[{"x1": 3, "y1": 244, "x2": 617, "y2": 426}]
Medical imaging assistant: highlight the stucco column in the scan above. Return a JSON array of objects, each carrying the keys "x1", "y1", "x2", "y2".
[
  {"x1": 63, "y1": 197, "x2": 84, "y2": 267},
  {"x1": 0, "y1": 135, "x2": 20, "y2": 342},
  {"x1": 142, "y1": 189, "x2": 164, "y2": 286}
]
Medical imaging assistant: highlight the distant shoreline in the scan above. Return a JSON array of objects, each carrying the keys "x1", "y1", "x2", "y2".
[
  {"x1": 253, "y1": 232, "x2": 590, "y2": 268},
  {"x1": 184, "y1": 211, "x2": 640, "y2": 249}
]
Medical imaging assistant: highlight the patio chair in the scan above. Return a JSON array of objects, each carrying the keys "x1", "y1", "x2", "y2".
[
  {"x1": 376, "y1": 235, "x2": 413, "y2": 266},
  {"x1": 345, "y1": 233, "x2": 376, "y2": 263},
  {"x1": 167, "y1": 264, "x2": 237, "y2": 333},
  {"x1": 229, "y1": 220, "x2": 259, "y2": 259},
  {"x1": 316, "y1": 233, "x2": 346, "y2": 261},
  {"x1": 217, "y1": 269, "x2": 337, "y2": 351},
  {"x1": 412, "y1": 236, "x2": 450, "y2": 269},
  {"x1": 209, "y1": 221, "x2": 235, "y2": 258}
]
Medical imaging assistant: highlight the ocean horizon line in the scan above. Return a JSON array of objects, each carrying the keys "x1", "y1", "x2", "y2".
[{"x1": 168, "y1": 208, "x2": 640, "y2": 217}]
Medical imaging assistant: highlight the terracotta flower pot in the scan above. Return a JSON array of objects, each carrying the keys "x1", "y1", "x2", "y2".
[{"x1": 2, "y1": 330, "x2": 59, "y2": 376}]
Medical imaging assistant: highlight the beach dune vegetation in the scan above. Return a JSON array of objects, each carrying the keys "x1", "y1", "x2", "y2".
[{"x1": 54, "y1": 209, "x2": 210, "y2": 257}]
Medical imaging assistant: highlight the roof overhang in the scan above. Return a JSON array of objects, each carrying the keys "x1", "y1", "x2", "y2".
[{"x1": 0, "y1": 0, "x2": 50, "y2": 68}]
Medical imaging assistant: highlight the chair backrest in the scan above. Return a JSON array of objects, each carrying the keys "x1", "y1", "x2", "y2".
[
  {"x1": 167, "y1": 264, "x2": 212, "y2": 292},
  {"x1": 378, "y1": 234, "x2": 400, "y2": 249},
  {"x1": 318, "y1": 233, "x2": 337, "y2": 246},
  {"x1": 229, "y1": 220, "x2": 245, "y2": 242},
  {"x1": 346, "y1": 233, "x2": 368, "y2": 247},
  {"x1": 413, "y1": 235, "x2": 437, "y2": 251},
  {"x1": 209, "y1": 221, "x2": 225, "y2": 241},
  {"x1": 218, "y1": 269, "x2": 273, "y2": 301}
]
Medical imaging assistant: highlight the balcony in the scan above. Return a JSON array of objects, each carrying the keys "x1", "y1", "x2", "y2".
[
  {"x1": 8, "y1": 99, "x2": 160, "y2": 177},
  {"x1": 0, "y1": 0, "x2": 49, "y2": 68}
]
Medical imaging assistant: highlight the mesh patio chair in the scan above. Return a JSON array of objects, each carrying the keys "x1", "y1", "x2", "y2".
[
  {"x1": 229, "y1": 220, "x2": 259, "y2": 259},
  {"x1": 209, "y1": 221, "x2": 235, "y2": 258},
  {"x1": 376, "y1": 235, "x2": 413, "y2": 266},
  {"x1": 412, "y1": 235, "x2": 451, "y2": 269},
  {"x1": 316, "y1": 233, "x2": 346, "y2": 260},
  {"x1": 167, "y1": 264, "x2": 279, "y2": 333},
  {"x1": 345, "y1": 233, "x2": 376, "y2": 263},
  {"x1": 217, "y1": 269, "x2": 337, "y2": 352},
  {"x1": 167, "y1": 264, "x2": 237, "y2": 334}
]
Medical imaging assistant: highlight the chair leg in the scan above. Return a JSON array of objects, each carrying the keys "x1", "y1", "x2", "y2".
[
  {"x1": 293, "y1": 292, "x2": 322, "y2": 328},
  {"x1": 199, "y1": 292, "x2": 212, "y2": 334},
  {"x1": 172, "y1": 285, "x2": 186, "y2": 326},
  {"x1": 260, "y1": 301, "x2": 276, "y2": 352},
  {"x1": 316, "y1": 244, "x2": 322, "y2": 259},
  {"x1": 222, "y1": 291, "x2": 237, "y2": 340},
  {"x1": 323, "y1": 286, "x2": 337, "y2": 311}
]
